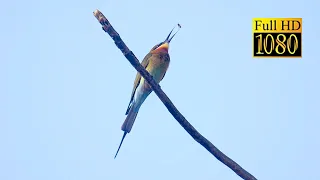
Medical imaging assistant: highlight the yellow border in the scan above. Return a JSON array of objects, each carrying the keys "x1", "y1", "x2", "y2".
[{"x1": 252, "y1": 18, "x2": 302, "y2": 58}]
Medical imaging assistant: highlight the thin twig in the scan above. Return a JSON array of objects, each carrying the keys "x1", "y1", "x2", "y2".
[{"x1": 93, "y1": 9, "x2": 257, "y2": 180}]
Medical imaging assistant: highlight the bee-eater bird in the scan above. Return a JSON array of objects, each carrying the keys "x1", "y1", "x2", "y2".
[{"x1": 114, "y1": 24, "x2": 181, "y2": 158}]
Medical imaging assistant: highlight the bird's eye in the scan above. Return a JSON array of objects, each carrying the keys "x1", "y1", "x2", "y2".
[
  {"x1": 151, "y1": 42, "x2": 163, "y2": 51},
  {"x1": 156, "y1": 43, "x2": 163, "y2": 48}
]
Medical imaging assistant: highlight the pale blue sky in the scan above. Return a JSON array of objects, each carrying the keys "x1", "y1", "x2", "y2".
[{"x1": 1, "y1": 0, "x2": 320, "y2": 179}]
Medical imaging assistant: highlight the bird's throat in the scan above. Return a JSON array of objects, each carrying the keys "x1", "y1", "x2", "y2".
[
  {"x1": 153, "y1": 42, "x2": 169, "y2": 53},
  {"x1": 152, "y1": 47, "x2": 168, "y2": 53}
]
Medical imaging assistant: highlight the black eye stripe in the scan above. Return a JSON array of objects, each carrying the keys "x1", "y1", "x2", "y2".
[{"x1": 151, "y1": 42, "x2": 164, "y2": 51}]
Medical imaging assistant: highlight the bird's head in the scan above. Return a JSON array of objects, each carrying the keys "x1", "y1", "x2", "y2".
[{"x1": 150, "y1": 24, "x2": 181, "y2": 53}]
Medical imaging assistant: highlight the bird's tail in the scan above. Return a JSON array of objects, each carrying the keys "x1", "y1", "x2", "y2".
[
  {"x1": 121, "y1": 103, "x2": 139, "y2": 133},
  {"x1": 114, "y1": 103, "x2": 139, "y2": 158},
  {"x1": 114, "y1": 132, "x2": 127, "y2": 159}
]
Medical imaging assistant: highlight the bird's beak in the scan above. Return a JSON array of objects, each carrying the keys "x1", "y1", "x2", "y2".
[
  {"x1": 153, "y1": 24, "x2": 181, "y2": 52},
  {"x1": 165, "y1": 24, "x2": 181, "y2": 43}
]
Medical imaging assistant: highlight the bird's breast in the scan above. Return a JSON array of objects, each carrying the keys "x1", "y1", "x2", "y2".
[{"x1": 146, "y1": 53, "x2": 170, "y2": 82}]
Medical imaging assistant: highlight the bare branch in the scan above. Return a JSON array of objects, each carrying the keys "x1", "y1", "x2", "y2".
[{"x1": 93, "y1": 9, "x2": 257, "y2": 180}]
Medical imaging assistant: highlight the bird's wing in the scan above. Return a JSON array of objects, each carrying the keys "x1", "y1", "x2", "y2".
[{"x1": 125, "y1": 53, "x2": 151, "y2": 115}]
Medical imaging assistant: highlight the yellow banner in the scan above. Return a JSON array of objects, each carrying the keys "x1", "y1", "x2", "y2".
[{"x1": 252, "y1": 18, "x2": 302, "y2": 33}]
